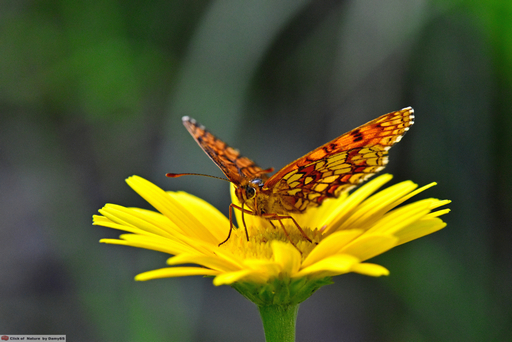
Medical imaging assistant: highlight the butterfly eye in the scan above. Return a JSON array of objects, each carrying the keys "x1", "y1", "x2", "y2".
[{"x1": 245, "y1": 186, "x2": 256, "y2": 200}]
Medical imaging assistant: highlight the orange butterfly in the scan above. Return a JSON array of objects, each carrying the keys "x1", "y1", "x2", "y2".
[{"x1": 167, "y1": 107, "x2": 414, "y2": 247}]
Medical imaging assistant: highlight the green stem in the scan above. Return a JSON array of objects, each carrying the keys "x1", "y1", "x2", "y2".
[{"x1": 258, "y1": 304, "x2": 299, "y2": 342}]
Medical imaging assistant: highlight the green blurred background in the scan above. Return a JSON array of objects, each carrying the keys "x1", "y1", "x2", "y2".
[{"x1": 1, "y1": 0, "x2": 510, "y2": 341}]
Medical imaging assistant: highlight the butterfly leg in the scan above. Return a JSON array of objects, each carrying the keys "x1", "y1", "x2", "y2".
[
  {"x1": 218, "y1": 203, "x2": 253, "y2": 246},
  {"x1": 219, "y1": 205, "x2": 314, "y2": 249},
  {"x1": 268, "y1": 219, "x2": 303, "y2": 252},
  {"x1": 263, "y1": 214, "x2": 313, "y2": 244}
]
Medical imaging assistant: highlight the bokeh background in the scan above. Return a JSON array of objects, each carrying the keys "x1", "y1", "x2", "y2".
[{"x1": 1, "y1": 0, "x2": 510, "y2": 341}]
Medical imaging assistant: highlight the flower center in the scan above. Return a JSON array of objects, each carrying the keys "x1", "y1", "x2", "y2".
[{"x1": 219, "y1": 225, "x2": 322, "y2": 260}]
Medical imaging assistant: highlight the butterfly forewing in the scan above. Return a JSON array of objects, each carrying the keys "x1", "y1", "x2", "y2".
[
  {"x1": 264, "y1": 107, "x2": 414, "y2": 212},
  {"x1": 182, "y1": 116, "x2": 271, "y2": 184}
]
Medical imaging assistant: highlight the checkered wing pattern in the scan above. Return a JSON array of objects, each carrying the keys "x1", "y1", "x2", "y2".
[{"x1": 264, "y1": 107, "x2": 415, "y2": 211}]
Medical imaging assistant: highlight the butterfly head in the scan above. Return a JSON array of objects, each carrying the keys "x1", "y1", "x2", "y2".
[{"x1": 235, "y1": 178, "x2": 265, "y2": 213}]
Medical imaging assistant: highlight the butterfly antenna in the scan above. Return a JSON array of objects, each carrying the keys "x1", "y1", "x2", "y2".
[{"x1": 166, "y1": 172, "x2": 230, "y2": 182}]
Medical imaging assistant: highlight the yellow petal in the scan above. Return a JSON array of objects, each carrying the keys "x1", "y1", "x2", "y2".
[
  {"x1": 130, "y1": 230, "x2": 215, "y2": 253},
  {"x1": 166, "y1": 253, "x2": 240, "y2": 272},
  {"x1": 295, "y1": 254, "x2": 360, "y2": 278},
  {"x1": 106, "y1": 232, "x2": 211, "y2": 255},
  {"x1": 340, "y1": 234, "x2": 398, "y2": 261},
  {"x1": 126, "y1": 176, "x2": 219, "y2": 244},
  {"x1": 424, "y1": 207, "x2": 451, "y2": 219},
  {"x1": 335, "y1": 180, "x2": 419, "y2": 231},
  {"x1": 293, "y1": 192, "x2": 349, "y2": 228},
  {"x1": 170, "y1": 191, "x2": 229, "y2": 241},
  {"x1": 322, "y1": 174, "x2": 393, "y2": 235},
  {"x1": 213, "y1": 269, "x2": 268, "y2": 286},
  {"x1": 395, "y1": 218, "x2": 447, "y2": 245},
  {"x1": 243, "y1": 259, "x2": 281, "y2": 278},
  {"x1": 350, "y1": 263, "x2": 389, "y2": 276},
  {"x1": 98, "y1": 204, "x2": 176, "y2": 238},
  {"x1": 135, "y1": 267, "x2": 219, "y2": 281},
  {"x1": 214, "y1": 248, "x2": 249, "y2": 269},
  {"x1": 302, "y1": 229, "x2": 363, "y2": 268},
  {"x1": 94, "y1": 214, "x2": 156, "y2": 236},
  {"x1": 386, "y1": 182, "x2": 438, "y2": 209},
  {"x1": 369, "y1": 199, "x2": 439, "y2": 235},
  {"x1": 271, "y1": 241, "x2": 301, "y2": 275}
]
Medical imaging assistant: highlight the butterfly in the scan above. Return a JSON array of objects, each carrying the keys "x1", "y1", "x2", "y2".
[{"x1": 167, "y1": 107, "x2": 414, "y2": 247}]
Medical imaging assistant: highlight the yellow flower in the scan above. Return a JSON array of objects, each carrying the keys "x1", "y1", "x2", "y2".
[{"x1": 94, "y1": 173, "x2": 449, "y2": 298}]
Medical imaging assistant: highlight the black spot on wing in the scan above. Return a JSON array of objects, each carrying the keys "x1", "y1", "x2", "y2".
[{"x1": 350, "y1": 129, "x2": 363, "y2": 142}]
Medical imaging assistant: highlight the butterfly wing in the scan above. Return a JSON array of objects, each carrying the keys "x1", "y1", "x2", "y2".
[
  {"x1": 264, "y1": 107, "x2": 415, "y2": 212},
  {"x1": 182, "y1": 116, "x2": 272, "y2": 184}
]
